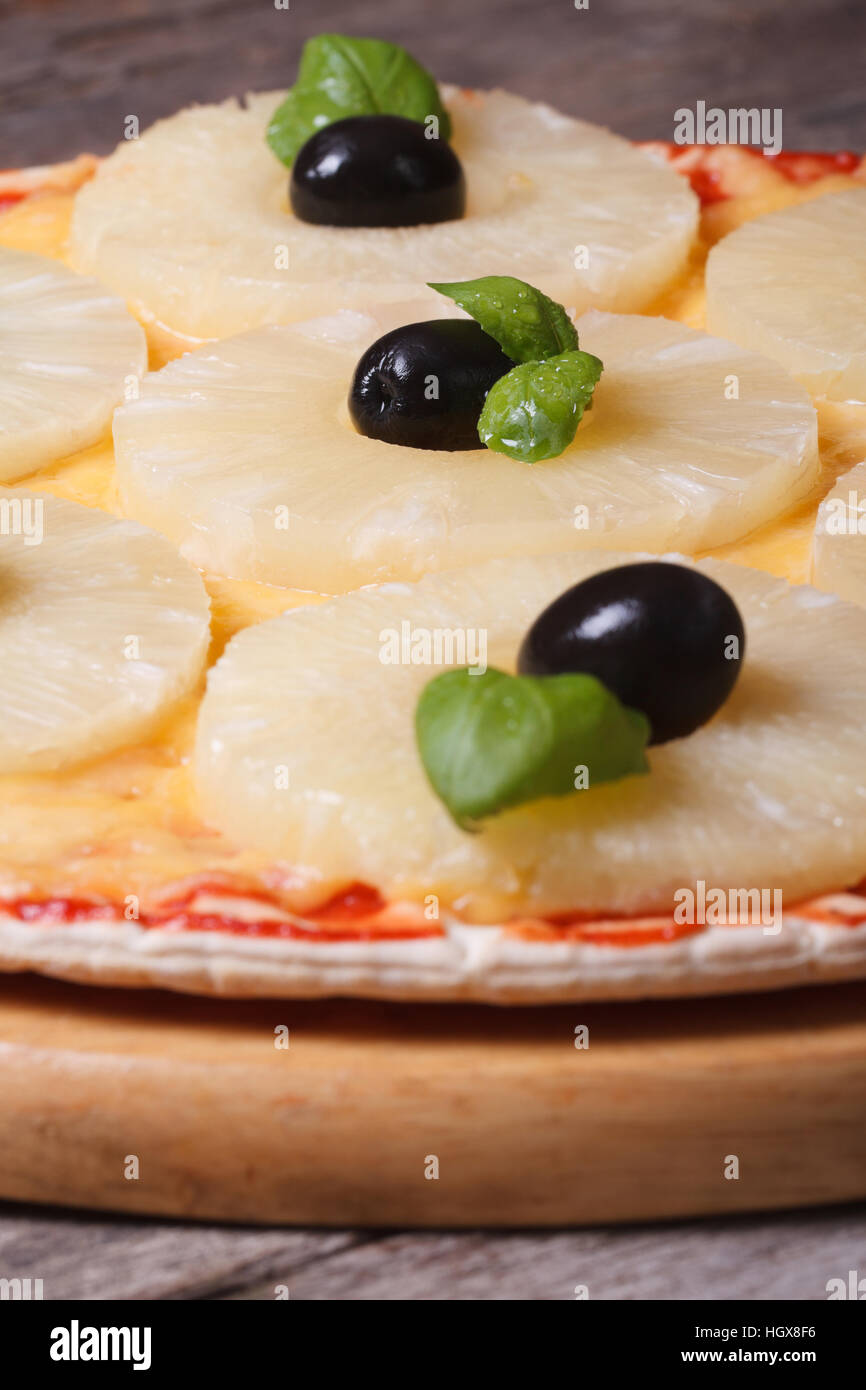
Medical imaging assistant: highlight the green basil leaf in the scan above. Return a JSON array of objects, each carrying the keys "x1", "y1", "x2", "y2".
[
  {"x1": 267, "y1": 34, "x2": 451, "y2": 166},
  {"x1": 416, "y1": 666, "x2": 649, "y2": 828},
  {"x1": 428, "y1": 275, "x2": 579, "y2": 362},
  {"x1": 477, "y1": 350, "x2": 603, "y2": 463}
]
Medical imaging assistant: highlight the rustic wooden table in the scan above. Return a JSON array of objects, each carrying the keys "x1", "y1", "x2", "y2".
[{"x1": 1, "y1": 0, "x2": 865, "y2": 1300}]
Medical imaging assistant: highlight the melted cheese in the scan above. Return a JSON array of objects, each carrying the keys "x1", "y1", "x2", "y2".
[{"x1": 0, "y1": 172, "x2": 864, "y2": 911}]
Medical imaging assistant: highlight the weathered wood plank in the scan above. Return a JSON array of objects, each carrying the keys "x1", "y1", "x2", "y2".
[
  {"x1": 1, "y1": 0, "x2": 864, "y2": 164},
  {"x1": 1, "y1": 1199, "x2": 864, "y2": 1300},
  {"x1": 250, "y1": 1209, "x2": 866, "y2": 1301},
  {"x1": 0, "y1": 1200, "x2": 360, "y2": 1300}
]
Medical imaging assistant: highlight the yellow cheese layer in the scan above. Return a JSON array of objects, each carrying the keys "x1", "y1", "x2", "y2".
[{"x1": 0, "y1": 173, "x2": 864, "y2": 910}]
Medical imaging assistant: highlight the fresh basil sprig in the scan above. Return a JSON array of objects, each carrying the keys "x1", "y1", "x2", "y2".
[
  {"x1": 428, "y1": 276, "x2": 579, "y2": 363},
  {"x1": 416, "y1": 667, "x2": 649, "y2": 828},
  {"x1": 267, "y1": 35, "x2": 451, "y2": 167},
  {"x1": 478, "y1": 349, "x2": 603, "y2": 463},
  {"x1": 428, "y1": 276, "x2": 603, "y2": 463}
]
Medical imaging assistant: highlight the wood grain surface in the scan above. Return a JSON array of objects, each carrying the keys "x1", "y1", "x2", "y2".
[
  {"x1": 1, "y1": 0, "x2": 865, "y2": 1300},
  {"x1": 3, "y1": 976, "x2": 866, "y2": 1233},
  {"x1": 2, "y1": 0, "x2": 865, "y2": 165}
]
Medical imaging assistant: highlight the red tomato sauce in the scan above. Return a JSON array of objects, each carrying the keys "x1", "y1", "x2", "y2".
[
  {"x1": 3, "y1": 882, "x2": 441, "y2": 942},
  {"x1": 5, "y1": 881, "x2": 866, "y2": 947}
]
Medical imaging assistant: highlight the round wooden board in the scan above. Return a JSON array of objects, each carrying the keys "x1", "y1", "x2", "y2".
[{"x1": 0, "y1": 972, "x2": 865, "y2": 1227}]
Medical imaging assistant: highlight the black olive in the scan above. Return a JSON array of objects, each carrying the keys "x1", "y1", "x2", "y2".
[
  {"x1": 349, "y1": 319, "x2": 515, "y2": 451},
  {"x1": 517, "y1": 562, "x2": 746, "y2": 744},
  {"x1": 290, "y1": 114, "x2": 466, "y2": 228}
]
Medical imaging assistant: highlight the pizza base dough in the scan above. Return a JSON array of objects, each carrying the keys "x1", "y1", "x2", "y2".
[{"x1": 1, "y1": 903, "x2": 864, "y2": 1003}]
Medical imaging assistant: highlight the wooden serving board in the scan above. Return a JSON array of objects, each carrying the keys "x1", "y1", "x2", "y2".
[{"x1": 0, "y1": 973, "x2": 864, "y2": 1228}]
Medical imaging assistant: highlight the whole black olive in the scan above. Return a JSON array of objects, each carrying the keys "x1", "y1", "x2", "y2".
[
  {"x1": 290, "y1": 114, "x2": 465, "y2": 228},
  {"x1": 349, "y1": 319, "x2": 515, "y2": 451},
  {"x1": 517, "y1": 561, "x2": 746, "y2": 744}
]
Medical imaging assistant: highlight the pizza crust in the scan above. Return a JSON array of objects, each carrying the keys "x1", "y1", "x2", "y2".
[{"x1": 1, "y1": 904, "x2": 865, "y2": 1003}]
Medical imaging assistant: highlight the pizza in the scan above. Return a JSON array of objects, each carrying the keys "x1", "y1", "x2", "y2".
[{"x1": 1, "y1": 41, "x2": 865, "y2": 1004}]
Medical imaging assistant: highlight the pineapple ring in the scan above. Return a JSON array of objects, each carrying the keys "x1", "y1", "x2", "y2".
[
  {"x1": 0, "y1": 491, "x2": 210, "y2": 772},
  {"x1": 812, "y1": 458, "x2": 866, "y2": 605},
  {"x1": 195, "y1": 551, "x2": 866, "y2": 920},
  {"x1": 706, "y1": 188, "x2": 866, "y2": 402},
  {"x1": 0, "y1": 248, "x2": 146, "y2": 482},
  {"x1": 69, "y1": 88, "x2": 698, "y2": 343},
  {"x1": 113, "y1": 306, "x2": 819, "y2": 593}
]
